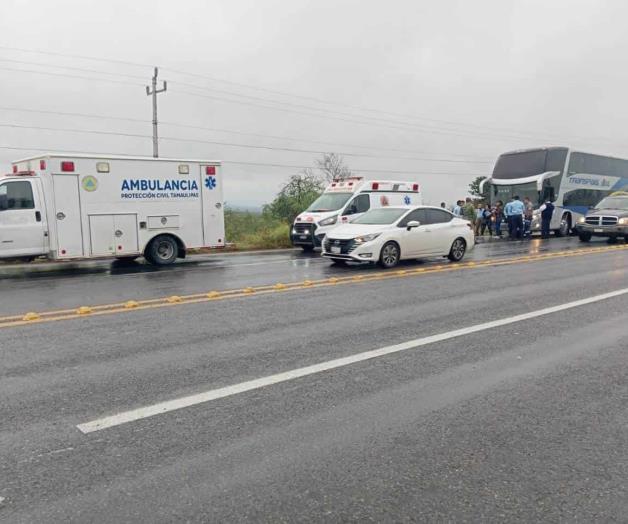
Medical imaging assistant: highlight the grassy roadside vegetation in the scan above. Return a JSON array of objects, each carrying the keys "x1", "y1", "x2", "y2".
[{"x1": 224, "y1": 208, "x2": 292, "y2": 250}]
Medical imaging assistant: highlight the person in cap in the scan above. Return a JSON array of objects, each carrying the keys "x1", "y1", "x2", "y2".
[{"x1": 539, "y1": 199, "x2": 555, "y2": 239}]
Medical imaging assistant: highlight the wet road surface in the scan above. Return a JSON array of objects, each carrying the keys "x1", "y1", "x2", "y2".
[
  {"x1": 0, "y1": 236, "x2": 619, "y2": 316},
  {"x1": 0, "y1": 237, "x2": 627, "y2": 521}
]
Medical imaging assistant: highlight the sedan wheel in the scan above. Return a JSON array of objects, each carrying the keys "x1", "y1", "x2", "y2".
[
  {"x1": 379, "y1": 242, "x2": 400, "y2": 268},
  {"x1": 448, "y1": 238, "x2": 466, "y2": 262}
]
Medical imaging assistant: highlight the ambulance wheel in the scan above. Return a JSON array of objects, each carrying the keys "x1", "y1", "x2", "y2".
[{"x1": 146, "y1": 235, "x2": 178, "y2": 265}]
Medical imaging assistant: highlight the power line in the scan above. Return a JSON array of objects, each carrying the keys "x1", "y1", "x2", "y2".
[
  {"x1": 0, "y1": 65, "x2": 144, "y2": 87},
  {"x1": 173, "y1": 88, "x2": 563, "y2": 145},
  {"x1": 0, "y1": 145, "x2": 484, "y2": 176},
  {"x1": 0, "y1": 45, "x2": 152, "y2": 70},
  {"x1": 0, "y1": 105, "x2": 493, "y2": 160},
  {"x1": 0, "y1": 45, "x2": 601, "y2": 145},
  {"x1": 0, "y1": 123, "x2": 491, "y2": 164},
  {"x1": 222, "y1": 160, "x2": 485, "y2": 176},
  {"x1": 0, "y1": 63, "x2": 534, "y2": 144},
  {"x1": 0, "y1": 57, "x2": 148, "y2": 80}
]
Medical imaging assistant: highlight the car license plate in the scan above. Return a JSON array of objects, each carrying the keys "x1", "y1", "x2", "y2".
[
  {"x1": 300, "y1": 235, "x2": 308, "y2": 239},
  {"x1": 594, "y1": 228, "x2": 603, "y2": 233},
  {"x1": 331, "y1": 246, "x2": 341, "y2": 254}
]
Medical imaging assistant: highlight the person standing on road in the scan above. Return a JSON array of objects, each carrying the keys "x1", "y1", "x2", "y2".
[
  {"x1": 509, "y1": 195, "x2": 525, "y2": 239},
  {"x1": 523, "y1": 196, "x2": 534, "y2": 238},
  {"x1": 504, "y1": 197, "x2": 514, "y2": 238},
  {"x1": 481, "y1": 204, "x2": 493, "y2": 236},
  {"x1": 440, "y1": 202, "x2": 447, "y2": 209},
  {"x1": 463, "y1": 198, "x2": 476, "y2": 225},
  {"x1": 539, "y1": 199, "x2": 555, "y2": 239},
  {"x1": 494, "y1": 200, "x2": 504, "y2": 237},
  {"x1": 474, "y1": 203, "x2": 484, "y2": 236},
  {"x1": 453, "y1": 200, "x2": 463, "y2": 216}
]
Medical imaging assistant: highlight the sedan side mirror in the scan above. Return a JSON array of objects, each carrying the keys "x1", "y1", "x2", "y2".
[{"x1": 406, "y1": 220, "x2": 420, "y2": 230}]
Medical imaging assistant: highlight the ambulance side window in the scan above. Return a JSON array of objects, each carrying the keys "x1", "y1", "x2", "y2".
[
  {"x1": 343, "y1": 194, "x2": 370, "y2": 215},
  {"x1": 0, "y1": 181, "x2": 34, "y2": 211}
]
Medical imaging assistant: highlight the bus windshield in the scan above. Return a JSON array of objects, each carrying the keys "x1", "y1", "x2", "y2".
[
  {"x1": 490, "y1": 182, "x2": 541, "y2": 207},
  {"x1": 353, "y1": 208, "x2": 408, "y2": 225},
  {"x1": 306, "y1": 192, "x2": 352, "y2": 212},
  {"x1": 493, "y1": 150, "x2": 548, "y2": 179}
]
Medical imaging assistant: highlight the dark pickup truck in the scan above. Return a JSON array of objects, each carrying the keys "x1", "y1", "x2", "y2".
[{"x1": 575, "y1": 195, "x2": 628, "y2": 242}]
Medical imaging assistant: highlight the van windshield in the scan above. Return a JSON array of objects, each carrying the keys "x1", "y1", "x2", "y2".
[
  {"x1": 353, "y1": 208, "x2": 407, "y2": 225},
  {"x1": 306, "y1": 192, "x2": 352, "y2": 212}
]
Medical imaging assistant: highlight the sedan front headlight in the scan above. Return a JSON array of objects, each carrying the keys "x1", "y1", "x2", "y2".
[
  {"x1": 619, "y1": 217, "x2": 628, "y2": 225},
  {"x1": 319, "y1": 215, "x2": 338, "y2": 226},
  {"x1": 354, "y1": 233, "x2": 381, "y2": 244}
]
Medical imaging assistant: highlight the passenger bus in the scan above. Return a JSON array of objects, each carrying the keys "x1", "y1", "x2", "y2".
[{"x1": 481, "y1": 147, "x2": 628, "y2": 236}]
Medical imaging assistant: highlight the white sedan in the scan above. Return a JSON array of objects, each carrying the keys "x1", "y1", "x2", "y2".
[{"x1": 321, "y1": 206, "x2": 474, "y2": 268}]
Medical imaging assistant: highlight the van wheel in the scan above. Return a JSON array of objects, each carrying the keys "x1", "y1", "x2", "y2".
[
  {"x1": 378, "y1": 242, "x2": 400, "y2": 269},
  {"x1": 448, "y1": 238, "x2": 467, "y2": 262},
  {"x1": 146, "y1": 235, "x2": 178, "y2": 265},
  {"x1": 578, "y1": 232, "x2": 592, "y2": 242}
]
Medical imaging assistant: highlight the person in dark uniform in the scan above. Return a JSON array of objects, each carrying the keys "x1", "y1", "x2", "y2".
[{"x1": 539, "y1": 199, "x2": 555, "y2": 239}]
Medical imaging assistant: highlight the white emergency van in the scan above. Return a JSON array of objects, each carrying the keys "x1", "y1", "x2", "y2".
[
  {"x1": 290, "y1": 177, "x2": 421, "y2": 251},
  {"x1": 0, "y1": 154, "x2": 225, "y2": 265}
]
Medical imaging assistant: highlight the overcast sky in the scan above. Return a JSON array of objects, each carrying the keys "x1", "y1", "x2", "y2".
[{"x1": 1, "y1": 0, "x2": 627, "y2": 207}]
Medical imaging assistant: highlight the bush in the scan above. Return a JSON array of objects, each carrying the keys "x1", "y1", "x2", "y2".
[{"x1": 224, "y1": 208, "x2": 291, "y2": 250}]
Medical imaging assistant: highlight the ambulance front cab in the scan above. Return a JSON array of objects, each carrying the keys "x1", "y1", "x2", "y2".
[
  {"x1": 291, "y1": 178, "x2": 421, "y2": 252},
  {"x1": 0, "y1": 169, "x2": 48, "y2": 261}
]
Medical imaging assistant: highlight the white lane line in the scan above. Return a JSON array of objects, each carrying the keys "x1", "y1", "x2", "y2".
[{"x1": 77, "y1": 287, "x2": 628, "y2": 434}]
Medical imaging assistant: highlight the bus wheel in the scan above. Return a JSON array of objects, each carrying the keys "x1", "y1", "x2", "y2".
[
  {"x1": 555, "y1": 214, "x2": 571, "y2": 237},
  {"x1": 578, "y1": 232, "x2": 592, "y2": 242},
  {"x1": 146, "y1": 235, "x2": 178, "y2": 265}
]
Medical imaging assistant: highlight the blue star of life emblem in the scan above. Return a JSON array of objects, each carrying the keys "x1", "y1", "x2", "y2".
[
  {"x1": 404, "y1": 195, "x2": 411, "y2": 205},
  {"x1": 205, "y1": 176, "x2": 217, "y2": 190}
]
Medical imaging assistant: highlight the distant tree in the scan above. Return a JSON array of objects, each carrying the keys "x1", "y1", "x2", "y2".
[
  {"x1": 264, "y1": 170, "x2": 325, "y2": 223},
  {"x1": 315, "y1": 152, "x2": 352, "y2": 182},
  {"x1": 469, "y1": 175, "x2": 489, "y2": 201}
]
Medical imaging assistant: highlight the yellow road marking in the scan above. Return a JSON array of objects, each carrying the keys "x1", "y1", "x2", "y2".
[{"x1": 1, "y1": 244, "x2": 627, "y2": 330}]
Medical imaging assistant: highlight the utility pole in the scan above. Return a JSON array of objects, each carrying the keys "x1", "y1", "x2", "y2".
[{"x1": 146, "y1": 67, "x2": 167, "y2": 158}]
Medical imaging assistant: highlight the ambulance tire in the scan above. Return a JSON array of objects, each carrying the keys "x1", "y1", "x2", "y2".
[{"x1": 146, "y1": 235, "x2": 179, "y2": 266}]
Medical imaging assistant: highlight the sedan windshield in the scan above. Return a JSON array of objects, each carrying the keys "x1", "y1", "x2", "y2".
[
  {"x1": 353, "y1": 208, "x2": 408, "y2": 225},
  {"x1": 596, "y1": 197, "x2": 628, "y2": 210},
  {"x1": 306, "y1": 192, "x2": 352, "y2": 212}
]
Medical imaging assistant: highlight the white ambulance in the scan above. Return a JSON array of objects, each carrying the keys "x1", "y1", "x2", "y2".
[
  {"x1": 0, "y1": 154, "x2": 224, "y2": 265},
  {"x1": 290, "y1": 177, "x2": 421, "y2": 251}
]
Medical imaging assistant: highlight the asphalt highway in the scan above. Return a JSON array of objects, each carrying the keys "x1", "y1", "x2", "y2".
[
  {"x1": 0, "y1": 236, "x2": 620, "y2": 315},
  {"x1": 1, "y1": 237, "x2": 627, "y2": 522}
]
